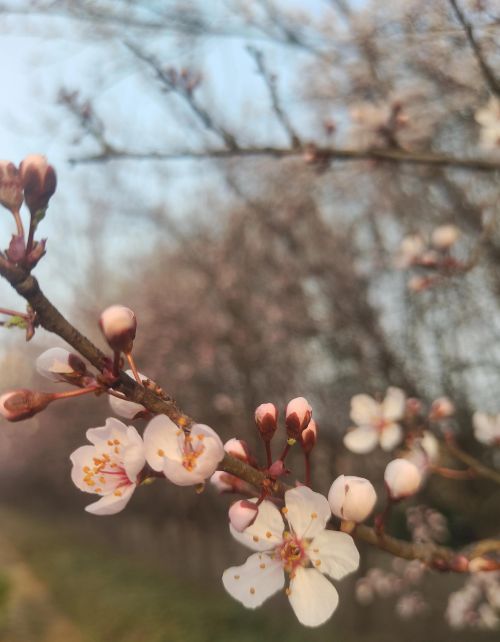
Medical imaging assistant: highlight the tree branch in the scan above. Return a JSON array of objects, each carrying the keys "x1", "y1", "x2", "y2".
[
  {"x1": 68, "y1": 144, "x2": 500, "y2": 172},
  {"x1": 449, "y1": 0, "x2": 500, "y2": 97},
  {"x1": 0, "y1": 257, "x2": 498, "y2": 572}
]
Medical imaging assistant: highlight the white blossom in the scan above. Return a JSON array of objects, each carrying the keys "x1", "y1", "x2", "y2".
[
  {"x1": 143, "y1": 414, "x2": 224, "y2": 485},
  {"x1": 475, "y1": 98, "x2": 500, "y2": 151},
  {"x1": 343, "y1": 387, "x2": 406, "y2": 454},
  {"x1": 70, "y1": 417, "x2": 145, "y2": 515},
  {"x1": 222, "y1": 486, "x2": 359, "y2": 627},
  {"x1": 473, "y1": 412, "x2": 500, "y2": 446}
]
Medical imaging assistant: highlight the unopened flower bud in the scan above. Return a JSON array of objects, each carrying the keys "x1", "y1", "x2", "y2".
[
  {"x1": 405, "y1": 397, "x2": 423, "y2": 418},
  {"x1": 0, "y1": 160, "x2": 23, "y2": 213},
  {"x1": 429, "y1": 397, "x2": 455, "y2": 421},
  {"x1": 268, "y1": 459, "x2": 287, "y2": 477},
  {"x1": 99, "y1": 305, "x2": 137, "y2": 353},
  {"x1": 224, "y1": 438, "x2": 252, "y2": 463},
  {"x1": 328, "y1": 475, "x2": 377, "y2": 523},
  {"x1": 228, "y1": 500, "x2": 259, "y2": 532},
  {"x1": 384, "y1": 458, "x2": 422, "y2": 500},
  {"x1": 36, "y1": 347, "x2": 88, "y2": 384},
  {"x1": 19, "y1": 154, "x2": 57, "y2": 215},
  {"x1": 285, "y1": 396, "x2": 312, "y2": 440},
  {"x1": 210, "y1": 471, "x2": 254, "y2": 495},
  {"x1": 0, "y1": 389, "x2": 53, "y2": 422},
  {"x1": 300, "y1": 418, "x2": 318, "y2": 454},
  {"x1": 254, "y1": 402, "x2": 278, "y2": 441},
  {"x1": 431, "y1": 225, "x2": 460, "y2": 250}
]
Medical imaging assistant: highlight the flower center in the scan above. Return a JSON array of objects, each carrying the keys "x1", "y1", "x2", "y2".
[
  {"x1": 277, "y1": 532, "x2": 308, "y2": 573},
  {"x1": 82, "y1": 443, "x2": 130, "y2": 494},
  {"x1": 181, "y1": 434, "x2": 205, "y2": 471}
]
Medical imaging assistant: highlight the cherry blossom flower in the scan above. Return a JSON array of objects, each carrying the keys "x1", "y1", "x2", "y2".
[
  {"x1": 70, "y1": 417, "x2": 145, "y2": 515},
  {"x1": 395, "y1": 234, "x2": 426, "y2": 269},
  {"x1": 343, "y1": 387, "x2": 406, "y2": 454},
  {"x1": 431, "y1": 225, "x2": 460, "y2": 250},
  {"x1": 108, "y1": 369, "x2": 147, "y2": 419},
  {"x1": 143, "y1": 414, "x2": 224, "y2": 485},
  {"x1": 222, "y1": 486, "x2": 359, "y2": 627},
  {"x1": 328, "y1": 475, "x2": 377, "y2": 523},
  {"x1": 473, "y1": 412, "x2": 500, "y2": 446},
  {"x1": 475, "y1": 98, "x2": 500, "y2": 151}
]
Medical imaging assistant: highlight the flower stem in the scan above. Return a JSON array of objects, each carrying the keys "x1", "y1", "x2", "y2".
[
  {"x1": 0, "y1": 307, "x2": 28, "y2": 319},
  {"x1": 125, "y1": 352, "x2": 142, "y2": 385},
  {"x1": 304, "y1": 452, "x2": 311, "y2": 487},
  {"x1": 52, "y1": 385, "x2": 100, "y2": 401},
  {"x1": 12, "y1": 209, "x2": 24, "y2": 238},
  {"x1": 265, "y1": 441, "x2": 272, "y2": 468}
]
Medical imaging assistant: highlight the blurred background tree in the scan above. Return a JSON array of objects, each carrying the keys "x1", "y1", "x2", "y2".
[{"x1": 0, "y1": 1, "x2": 499, "y2": 640}]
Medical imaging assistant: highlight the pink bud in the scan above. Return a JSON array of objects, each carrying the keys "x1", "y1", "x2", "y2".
[
  {"x1": 99, "y1": 305, "x2": 137, "y2": 353},
  {"x1": 0, "y1": 389, "x2": 53, "y2": 422},
  {"x1": 0, "y1": 160, "x2": 23, "y2": 213},
  {"x1": 267, "y1": 459, "x2": 286, "y2": 477},
  {"x1": 405, "y1": 397, "x2": 423, "y2": 417},
  {"x1": 300, "y1": 419, "x2": 318, "y2": 454},
  {"x1": 19, "y1": 155, "x2": 57, "y2": 214},
  {"x1": 384, "y1": 458, "x2": 422, "y2": 500},
  {"x1": 224, "y1": 438, "x2": 252, "y2": 462},
  {"x1": 254, "y1": 402, "x2": 278, "y2": 441},
  {"x1": 285, "y1": 396, "x2": 312, "y2": 440},
  {"x1": 228, "y1": 500, "x2": 259, "y2": 532},
  {"x1": 429, "y1": 397, "x2": 455, "y2": 421},
  {"x1": 210, "y1": 471, "x2": 254, "y2": 495}
]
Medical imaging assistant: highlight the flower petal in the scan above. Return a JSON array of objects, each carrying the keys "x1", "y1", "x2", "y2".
[
  {"x1": 123, "y1": 425, "x2": 146, "y2": 481},
  {"x1": 109, "y1": 395, "x2": 146, "y2": 420},
  {"x1": 222, "y1": 553, "x2": 284, "y2": 608},
  {"x1": 379, "y1": 423, "x2": 403, "y2": 451},
  {"x1": 382, "y1": 387, "x2": 406, "y2": 422},
  {"x1": 230, "y1": 499, "x2": 284, "y2": 552},
  {"x1": 350, "y1": 394, "x2": 380, "y2": 425},
  {"x1": 285, "y1": 486, "x2": 331, "y2": 540},
  {"x1": 85, "y1": 483, "x2": 136, "y2": 515},
  {"x1": 143, "y1": 414, "x2": 182, "y2": 471},
  {"x1": 86, "y1": 417, "x2": 129, "y2": 447},
  {"x1": 343, "y1": 425, "x2": 378, "y2": 454},
  {"x1": 309, "y1": 530, "x2": 360, "y2": 580},
  {"x1": 288, "y1": 567, "x2": 339, "y2": 627},
  {"x1": 162, "y1": 458, "x2": 207, "y2": 486},
  {"x1": 70, "y1": 445, "x2": 99, "y2": 494}
]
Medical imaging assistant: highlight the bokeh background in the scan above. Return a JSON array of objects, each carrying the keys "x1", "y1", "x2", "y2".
[{"x1": 0, "y1": 1, "x2": 499, "y2": 640}]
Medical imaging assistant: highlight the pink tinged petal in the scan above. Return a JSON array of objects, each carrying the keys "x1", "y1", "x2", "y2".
[
  {"x1": 308, "y1": 530, "x2": 360, "y2": 580},
  {"x1": 350, "y1": 394, "x2": 380, "y2": 426},
  {"x1": 343, "y1": 426, "x2": 378, "y2": 454},
  {"x1": 123, "y1": 426, "x2": 146, "y2": 481},
  {"x1": 288, "y1": 567, "x2": 339, "y2": 627},
  {"x1": 222, "y1": 553, "x2": 284, "y2": 609},
  {"x1": 143, "y1": 414, "x2": 182, "y2": 471},
  {"x1": 70, "y1": 445, "x2": 99, "y2": 494},
  {"x1": 86, "y1": 417, "x2": 129, "y2": 447},
  {"x1": 85, "y1": 483, "x2": 136, "y2": 515},
  {"x1": 379, "y1": 423, "x2": 403, "y2": 451},
  {"x1": 284, "y1": 486, "x2": 331, "y2": 540},
  {"x1": 382, "y1": 387, "x2": 406, "y2": 422},
  {"x1": 230, "y1": 499, "x2": 284, "y2": 552}
]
